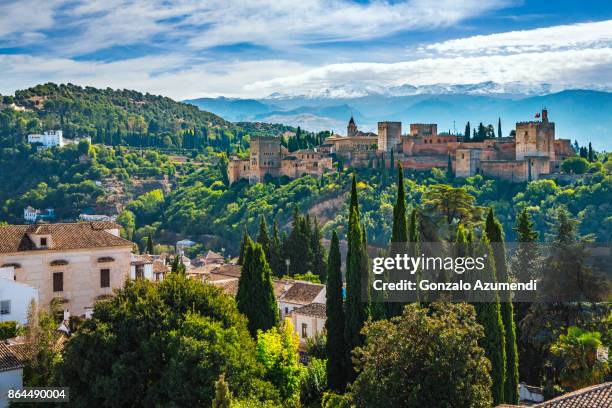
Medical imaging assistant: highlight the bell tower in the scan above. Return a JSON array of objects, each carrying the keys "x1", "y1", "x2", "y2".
[{"x1": 347, "y1": 116, "x2": 357, "y2": 137}]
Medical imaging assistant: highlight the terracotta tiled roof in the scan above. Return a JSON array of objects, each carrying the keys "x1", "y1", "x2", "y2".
[
  {"x1": 205, "y1": 250, "x2": 225, "y2": 264},
  {"x1": 280, "y1": 282, "x2": 324, "y2": 305},
  {"x1": 273, "y1": 280, "x2": 293, "y2": 299},
  {"x1": 292, "y1": 303, "x2": 326, "y2": 319},
  {"x1": 152, "y1": 259, "x2": 170, "y2": 274},
  {"x1": 534, "y1": 382, "x2": 612, "y2": 407},
  {"x1": 0, "y1": 222, "x2": 132, "y2": 254},
  {"x1": 211, "y1": 264, "x2": 241, "y2": 278},
  {"x1": 215, "y1": 279, "x2": 239, "y2": 297},
  {"x1": 0, "y1": 342, "x2": 27, "y2": 372}
]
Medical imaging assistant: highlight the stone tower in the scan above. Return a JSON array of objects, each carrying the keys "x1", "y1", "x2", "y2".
[
  {"x1": 515, "y1": 109, "x2": 555, "y2": 161},
  {"x1": 377, "y1": 121, "x2": 401, "y2": 153},
  {"x1": 347, "y1": 116, "x2": 357, "y2": 137},
  {"x1": 249, "y1": 136, "x2": 282, "y2": 183}
]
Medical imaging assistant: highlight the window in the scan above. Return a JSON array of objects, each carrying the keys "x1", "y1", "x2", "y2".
[
  {"x1": 100, "y1": 269, "x2": 110, "y2": 288},
  {"x1": 284, "y1": 307, "x2": 288, "y2": 315},
  {"x1": 0, "y1": 300, "x2": 10, "y2": 315},
  {"x1": 53, "y1": 272, "x2": 63, "y2": 292},
  {"x1": 135, "y1": 265, "x2": 144, "y2": 279},
  {"x1": 302, "y1": 323, "x2": 308, "y2": 338},
  {"x1": 40, "y1": 237, "x2": 47, "y2": 247}
]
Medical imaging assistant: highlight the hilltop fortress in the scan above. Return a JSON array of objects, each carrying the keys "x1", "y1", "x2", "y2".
[{"x1": 228, "y1": 109, "x2": 574, "y2": 184}]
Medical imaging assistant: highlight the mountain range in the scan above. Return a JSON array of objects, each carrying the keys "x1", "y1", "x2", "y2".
[{"x1": 185, "y1": 83, "x2": 612, "y2": 150}]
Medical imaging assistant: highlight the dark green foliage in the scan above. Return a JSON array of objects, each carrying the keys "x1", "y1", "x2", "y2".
[
  {"x1": 464, "y1": 121, "x2": 471, "y2": 141},
  {"x1": 344, "y1": 174, "x2": 370, "y2": 380},
  {"x1": 498, "y1": 118, "x2": 502, "y2": 138},
  {"x1": 237, "y1": 239, "x2": 279, "y2": 336},
  {"x1": 238, "y1": 229, "x2": 249, "y2": 265},
  {"x1": 257, "y1": 216, "x2": 271, "y2": 263},
  {"x1": 485, "y1": 209, "x2": 519, "y2": 404},
  {"x1": 446, "y1": 154, "x2": 454, "y2": 180},
  {"x1": 213, "y1": 374, "x2": 232, "y2": 408},
  {"x1": 0, "y1": 321, "x2": 17, "y2": 340},
  {"x1": 57, "y1": 273, "x2": 277, "y2": 406},
  {"x1": 310, "y1": 217, "x2": 327, "y2": 282},
  {"x1": 351, "y1": 303, "x2": 493, "y2": 408},
  {"x1": 145, "y1": 233, "x2": 154, "y2": 254},
  {"x1": 387, "y1": 165, "x2": 408, "y2": 318},
  {"x1": 283, "y1": 208, "x2": 313, "y2": 276},
  {"x1": 326, "y1": 231, "x2": 347, "y2": 392},
  {"x1": 269, "y1": 219, "x2": 284, "y2": 277},
  {"x1": 473, "y1": 236, "x2": 507, "y2": 406},
  {"x1": 300, "y1": 357, "x2": 327, "y2": 407}
]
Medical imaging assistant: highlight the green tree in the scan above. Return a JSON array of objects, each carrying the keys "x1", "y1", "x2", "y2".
[
  {"x1": 344, "y1": 174, "x2": 370, "y2": 380},
  {"x1": 257, "y1": 216, "x2": 271, "y2": 264},
  {"x1": 300, "y1": 357, "x2": 327, "y2": 407},
  {"x1": 326, "y1": 231, "x2": 347, "y2": 392},
  {"x1": 213, "y1": 374, "x2": 232, "y2": 408},
  {"x1": 465, "y1": 121, "x2": 471, "y2": 141},
  {"x1": 498, "y1": 117, "x2": 502, "y2": 138},
  {"x1": 550, "y1": 326, "x2": 610, "y2": 389},
  {"x1": 387, "y1": 164, "x2": 408, "y2": 318},
  {"x1": 23, "y1": 302, "x2": 63, "y2": 387},
  {"x1": 237, "y1": 238, "x2": 279, "y2": 336},
  {"x1": 310, "y1": 217, "x2": 327, "y2": 282},
  {"x1": 561, "y1": 157, "x2": 589, "y2": 174},
  {"x1": 256, "y1": 319, "x2": 303, "y2": 404},
  {"x1": 238, "y1": 229, "x2": 249, "y2": 265},
  {"x1": 485, "y1": 209, "x2": 519, "y2": 404},
  {"x1": 58, "y1": 274, "x2": 277, "y2": 406},
  {"x1": 145, "y1": 233, "x2": 154, "y2": 254},
  {"x1": 269, "y1": 219, "x2": 284, "y2": 277},
  {"x1": 351, "y1": 303, "x2": 492, "y2": 408},
  {"x1": 473, "y1": 236, "x2": 507, "y2": 406},
  {"x1": 446, "y1": 154, "x2": 454, "y2": 180},
  {"x1": 116, "y1": 209, "x2": 136, "y2": 240}
]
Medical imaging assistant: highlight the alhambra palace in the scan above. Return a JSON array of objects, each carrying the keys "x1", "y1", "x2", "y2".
[{"x1": 228, "y1": 109, "x2": 575, "y2": 184}]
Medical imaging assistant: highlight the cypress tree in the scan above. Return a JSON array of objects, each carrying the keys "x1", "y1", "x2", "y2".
[
  {"x1": 257, "y1": 216, "x2": 271, "y2": 263},
  {"x1": 269, "y1": 219, "x2": 284, "y2": 277},
  {"x1": 236, "y1": 238, "x2": 279, "y2": 336},
  {"x1": 473, "y1": 235, "x2": 507, "y2": 406},
  {"x1": 387, "y1": 164, "x2": 408, "y2": 317},
  {"x1": 498, "y1": 117, "x2": 502, "y2": 138},
  {"x1": 344, "y1": 174, "x2": 370, "y2": 380},
  {"x1": 486, "y1": 209, "x2": 519, "y2": 404},
  {"x1": 464, "y1": 121, "x2": 471, "y2": 141},
  {"x1": 238, "y1": 228, "x2": 249, "y2": 265},
  {"x1": 326, "y1": 231, "x2": 347, "y2": 391},
  {"x1": 446, "y1": 154, "x2": 454, "y2": 180},
  {"x1": 588, "y1": 142, "x2": 594, "y2": 162},
  {"x1": 310, "y1": 217, "x2": 327, "y2": 282},
  {"x1": 145, "y1": 233, "x2": 154, "y2": 254}
]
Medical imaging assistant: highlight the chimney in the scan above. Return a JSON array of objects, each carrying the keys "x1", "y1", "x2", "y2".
[{"x1": 542, "y1": 108, "x2": 548, "y2": 123}]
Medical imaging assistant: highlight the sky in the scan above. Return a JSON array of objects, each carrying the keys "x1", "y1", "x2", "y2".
[{"x1": 1, "y1": 0, "x2": 611, "y2": 100}]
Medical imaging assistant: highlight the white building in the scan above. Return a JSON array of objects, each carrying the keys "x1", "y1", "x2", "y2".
[
  {"x1": 130, "y1": 255, "x2": 154, "y2": 281},
  {"x1": 23, "y1": 207, "x2": 55, "y2": 224},
  {"x1": 176, "y1": 240, "x2": 196, "y2": 255},
  {"x1": 0, "y1": 342, "x2": 27, "y2": 407},
  {"x1": 289, "y1": 303, "x2": 326, "y2": 344},
  {"x1": 79, "y1": 214, "x2": 115, "y2": 222},
  {"x1": 27, "y1": 130, "x2": 64, "y2": 149},
  {"x1": 0, "y1": 267, "x2": 38, "y2": 325},
  {"x1": 278, "y1": 281, "x2": 326, "y2": 320}
]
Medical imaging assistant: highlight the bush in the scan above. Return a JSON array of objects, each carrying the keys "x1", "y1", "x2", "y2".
[
  {"x1": 0, "y1": 321, "x2": 17, "y2": 340},
  {"x1": 300, "y1": 357, "x2": 327, "y2": 407}
]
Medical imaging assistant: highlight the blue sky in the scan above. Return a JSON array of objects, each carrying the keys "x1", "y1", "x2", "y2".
[{"x1": 1, "y1": 0, "x2": 611, "y2": 99}]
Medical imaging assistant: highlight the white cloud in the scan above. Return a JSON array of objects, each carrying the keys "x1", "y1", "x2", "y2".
[{"x1": 421, "y1": 19, "x2": 612, "y2": 55}]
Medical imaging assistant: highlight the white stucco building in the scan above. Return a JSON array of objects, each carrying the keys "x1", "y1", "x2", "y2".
[
  {"x1": 289, "y1": 303, "x2": 326, "y2": 344},
  {"x1": 0, "y1": 267, "x2": 38, "y2": 325},
  {"x1": 278, "y1": 281, "x2": 326, "y2": 320},
  {"x1": 27, "y1": 130, "x2": 64, "y2": 149},
  {"x1": 0, "y1": 341, "x2": 28, "y2": 407}
]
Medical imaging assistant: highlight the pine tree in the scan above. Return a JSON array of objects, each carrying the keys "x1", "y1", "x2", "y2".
[
  {"x1": 498, "y1": 117, "x2": 502, "y2": 138},
  {"x1": 473, "y1": 235, "x2": 507, "y2": 406},
  {"x1": 145, "y1": 233, "x2": 154, "y2": 254},
  {"x1": 257, "y1": 216, "x2": 271, "y2": 264},
  {"x1": 486, "y1": 209, "x2": 519, "y2": 404},
  {"x1": 236, "y1": 239, "x2": 279, "y2": 336},
  {"x1": 269, "y1": 219, "x2": 284, "y2": 277},
  {"x1": 344, "y1": 174, "x2": 370, "y2": 380},
  {"x1": 212, "y1": 374, "x2": 232, "y2": 408},
  {"x1": 326, "y1": 231, "x2": 347, "y2": 391},
  {"x1": 588, "y1": 142, "x2": 594, "y2": 162},
  {"x1": 465, "y1": 121, "x2": 471, "y2": 141}
]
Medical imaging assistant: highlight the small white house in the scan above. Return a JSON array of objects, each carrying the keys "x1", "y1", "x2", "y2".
[
  {"x1": 0, "y1": 342, "x2": 27, "y2": 407},
  {"x1": 289, "y1": 303, "x2": 326, "y2": 344},
  {"x1": 0, "y1": 267, "x2": 38, "y2": 325},
  {"x1": 278, "y1": 281, "x2": 326, "y2": 320},
  {"x1": 130, "y1": 255, "x2": 154, "y2": 281},
  {"x1": 27, "y1": 130, "x2": 64, "y2": 149}
]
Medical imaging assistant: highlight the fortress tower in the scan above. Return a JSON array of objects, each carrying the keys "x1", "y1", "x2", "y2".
[
  {"x1": 377, "y1": 121, "x2": 401, "y2": 153},
  {"x1": 249, "y1": 136, "x2": 282, "y2": 182},
  {"x1": 515, "y1": 108, "x2": 555, "y2": 161},
  {"x1": 347, "y1": 116, "x2": 358, "y2": 137}
]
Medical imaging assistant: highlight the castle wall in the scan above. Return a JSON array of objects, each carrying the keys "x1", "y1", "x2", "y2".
[
  {"x1": 228, "y1": 158, "x2": 250, "y2": 184},
  {"x1": 479, "y1": 161, "x2": 528, "y2": 182},
  {"x1": 410, "y1": 123, "x2": 437, "y2": 137},
  {"x1": 455, "y1": 148, "x2": 482, "y2": 178},
  {"x1": 515, "y1": 121, "x2": 555, "y2": 161},
  {"x1": 250, "y1": 136, "x2": 282, "y2": 183}
]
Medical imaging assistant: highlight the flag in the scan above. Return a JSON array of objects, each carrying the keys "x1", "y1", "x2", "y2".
[{"x1": 535, "y1": 112, "x2": 541, "y2": 118}]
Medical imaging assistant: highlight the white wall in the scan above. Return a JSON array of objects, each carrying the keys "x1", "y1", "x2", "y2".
[
  {"x1": 0, "y1": 278, "x2": 38, "y2": 325},
  {"x1": 292, "y1": 313, "x2": 325, "y2": 343},
  {"x1": 0, "y1": 368, "x2": 23, "y2": 407}
]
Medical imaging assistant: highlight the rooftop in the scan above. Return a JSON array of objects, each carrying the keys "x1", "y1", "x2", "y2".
[
  {"x1": 280, "y1": 281, "x2": 325, "y2": 305},
  {"x1": 0, "y1": 222, "x2": 132, "y2": 254},
  {"x1": 292, "y1": 302, "x2": 326, "y2": 319},
  {"x1": 534, "y1": 382, "x2": 612, "y2": 407},
  {"x1": 0, "y1": 342, "x2": 28, "y2": 372}
]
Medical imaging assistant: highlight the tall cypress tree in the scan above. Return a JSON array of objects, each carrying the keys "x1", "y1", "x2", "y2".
[
  {"x1": 269, "y1": 219, "x2": 284, "y2": 277},
  {"x1": 326, "y1": 231, "x2": 347, "y2": 391},
  {"x1": 310, "y1": 217, "x2": 327, "y2": 282},
  {"x1": 446, "y1": 154, "x2": 454, "y2": 181},
  {"x1": 498, "y1": 117, "x2": 502, "y2": 138},
  {"x1": 486, "y1": 209, "x2": 519, "y2": 404},
  {"x1": 344, "y1": 174, "x2": 370, "y2": 380},
  {"x1": 387, "y1": 164, "x2": 408, "y2": 317},
  {"x1": 257, "y1": 216, "x2": 271, "y2": 264},
  {"x1": 464, "y1": 121, "x2": 471, "y2": 141},
  {"x1": 236, "y1": 238, "x2": 279, "y2": 336},
  {"x1": 473, "y1": 235, "x2": 507, "y2": 406},
  {"x1": 145, "y1": 233, "x2": 154, "y2": 254},
  {"x1": 238, "y1": 228, "x2": 249, "y2": 265}
]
